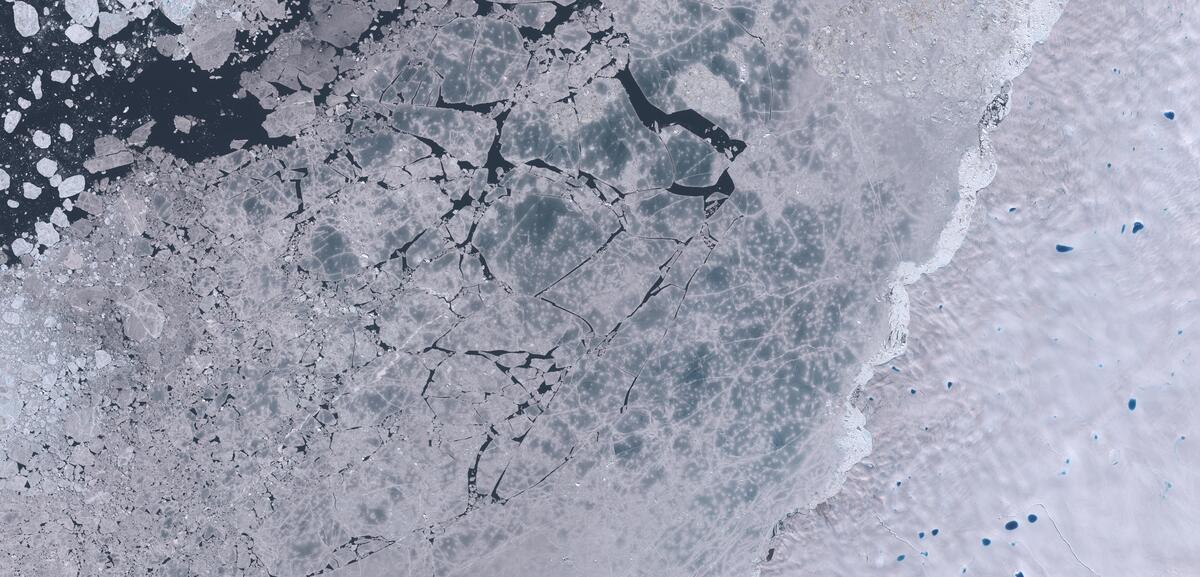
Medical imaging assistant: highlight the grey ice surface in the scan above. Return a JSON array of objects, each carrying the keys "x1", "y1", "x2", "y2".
[{"x1": 0, "y1": 0, "x2": 1194, "y2": 576}]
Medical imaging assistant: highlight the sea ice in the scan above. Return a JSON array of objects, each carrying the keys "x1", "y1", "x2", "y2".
[{"x1": 12, "y1": 1, "x2": 39, "y2": 37}]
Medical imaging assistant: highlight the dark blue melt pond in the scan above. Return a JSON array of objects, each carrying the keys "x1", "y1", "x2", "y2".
[
  {"x1": 1164, "y1": 110, "x2": 1176, "y2": 120},
  {"x1": 1129, "y1": 398, "x2": 1137, "y2": 411},
  {"x1": 1056, "y1": 244, "x2": 1074, "y2": 253},
  {"x1": 931, "y1": 528, "x2": 940, "y2": 536},
  {"x1": 1005, "y1": 520, "x2": 1019, "y2": 531},
  {"x1": 897, "y1": 554, "x2": 906, "y2": 562},
  {"x1": 982, "y1": 538, "x2": 992, "y2": 546},
  {"x1": 1132, "y1": 221, "x2": 1144, "y2": 233},
  {"x1": 1027, "y1": 514, "x2": 1038, "y2": 523}
]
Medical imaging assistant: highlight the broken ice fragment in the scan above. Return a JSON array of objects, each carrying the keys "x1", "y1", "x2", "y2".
[
  {"x1": 50, "y1": 70, "x2": 71, "y2": 83},
  {"x1": 98, "y1": 12, "x2": 128, "y2": 39},
  {"x1": 120, "y1": 292, "x2": 165, "y2": 341},
  {"x1": 57, "y1": 175, "x2": 86, "y2": 198},
  {"x1": 59, "y1": 123, "x2": 74, "y2": 141},
  {"x1": 36, "y1": 158, "x2": 58, "y2": 177},
  {"x1": 95, "y1": 349, "x2": 112, "y2": 369},
  {"x1": 31, "y1": 76, "x2": 42, "y2": 99},
  {"x1": 22, "y1": 182, "x2": 42, "y2": 200},
  {"x1": 262, "y1": 93, "x2": 317, "y2": 137},
  {"x1": 173, "y1": 115, "x2": 195, "y2": 134},
  {"x1": 12, "y1": 1, "x2": 39, "y2": 37},
  {"x1": 83, "y1": 136, "x2": 134, "y2": 173},
  {"x1": 0, "y1": 168, "x2": 8, "y2": 190},
  {"x1": 3, "y1": 111, "x2": 20, "y2": 133},
  {"x1": 50, "y1": 207, "x2": 69, "y2": 227},
  {"x1": 66, "y1": 0, "x2": 99, "y2": 27},
  {"x1": 34, "y1": 221, "x2": 59, "y2": 247},
  {"x1": 127, "y1": 121, "x2": 153, "y2": 146},
  {"x1": 186, "y1": 19, "x2": 237, "y2": 70},
  {"x1": 32, "y1": 130, "x2": 51, "y2": 148},
  {"x1": 66, "y1": 24, "x2": 94, "y2": 44},
  {"x1": 159, "y1": 0, "x2": 196, "y2": 26},
  {"x1": 10, "y1": 238, "x2": 33, "y2": 256}
]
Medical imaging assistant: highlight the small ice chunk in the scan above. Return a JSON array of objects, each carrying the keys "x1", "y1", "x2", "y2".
[
  {"x1": 66, "y1": 0, "x2": 99, "y2": 27},
  {"x1": 50, "y1": 70, "x2": 71, "y2": 83},
  {"x1": 17, "y1": 98, "x2": 30, "y2": 109},
  {"x1": 32, "y1": 130, "x2": 50, "y2": 148},
  {"x1": 59, "y1": 123, "x2": 74, "y2": 141},
  {"x1": 173, "y1": 115, "x2": 194, "y2": 133},
  {"x1": 95, "y1": 349, "x2": 112, "y2": 369},
  {"x1": 50, "y1": 207, "x2": 69, "y2": 228},
  {"x1": 31, "y1": 76, "x2": 42, "y2": 99},
  {"x1": 66, "y1": 24, "x2": 94, "y2": 44},
  {"x1": 36, "y1": 158, "x2": 58, "y2": 177},
  {"x1": 57, "y1": 175, "x2": 86, "y2": 197},
  {"x1": 3, "y1": 111, "x2": 20, "y2": 133},
  {"x1": 12, "y1": 1, "x2": 39, "y2": 37},
  {"x1": 34, "y1": 221, "x2": 60, "y2": 247},
  {"x1": 98, "y1": 12, "x2": 129, "y2": 39},
  {"x1": 127, "y1": 121, "x2": 154, "y2": 146},
  {"x1": 5, "y1": 200, "x2": 17, "y2": 209},
  {"x1": 0, "y1": 168, "x2": 8, "y2": 190},
  {"x1": 11, "y1": 238, "x2": 33, "y2": 256},
  {"x1": 22, "y1": 182, "x2": 42, "y2": 200},
  {"x1": 92, "y1": 57, "x2": 109, "y2": 75}
]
